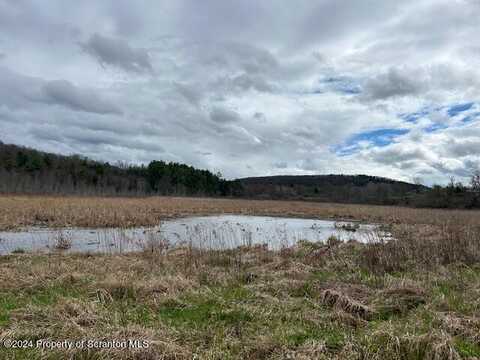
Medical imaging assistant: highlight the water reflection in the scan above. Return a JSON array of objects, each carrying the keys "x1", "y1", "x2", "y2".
[{"x1": 0, "y1": 215, "x2": 390, "y2": 255}]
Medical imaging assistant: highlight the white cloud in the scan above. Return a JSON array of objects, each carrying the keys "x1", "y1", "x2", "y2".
[{"x1": 0, "y1": 0, "x2": 479, "y2": 183}]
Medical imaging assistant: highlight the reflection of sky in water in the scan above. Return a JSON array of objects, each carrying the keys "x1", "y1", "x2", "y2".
[{"x1": 0, "y1": 215, "x2": 390, "y2": 255}]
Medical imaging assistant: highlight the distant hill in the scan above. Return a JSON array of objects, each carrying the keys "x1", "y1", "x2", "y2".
[
  {"x1": 237, "y1": 174, "x2": 428, "y2": 205},
  {"x1": 240, "y1": 174, "x2": 423, "y2": 188},
  {"x1": 2, "y1": 141, "x2": 478, "y2": 209}
]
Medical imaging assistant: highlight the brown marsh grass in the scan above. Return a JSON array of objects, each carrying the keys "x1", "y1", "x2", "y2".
[
  {"x1": 1, "y1": 195, "x2": 480, "y2": 358},
  {"x1": 1, "y1": 194, "x2": 480, "y2": 231},
  {"x1": 1, "y1": 235, "x2": 480, "y2": 359}
]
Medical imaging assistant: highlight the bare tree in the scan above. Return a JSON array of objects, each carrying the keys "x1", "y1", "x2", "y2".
[
  {"x1": 449, "y1": 176, "x2": 456, "y2": 187},
  {"x1": 471, "y1": 170, "x2": 480, "y2": 193},
  {"x1": 412, "y1": 176, "x2": 424, "y2": 193},
  {"x1": 413, "y1": 176, "x2": 423, "y2": 186}
]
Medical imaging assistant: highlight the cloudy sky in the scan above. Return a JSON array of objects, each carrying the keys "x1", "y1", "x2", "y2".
[{"x1": 1, "y1": 0, "x2": 479, "y2": 184}]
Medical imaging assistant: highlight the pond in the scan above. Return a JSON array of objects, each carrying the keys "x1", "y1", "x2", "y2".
[{"x1": 0, "y1": 215, "x2": 390, "y2": 255}]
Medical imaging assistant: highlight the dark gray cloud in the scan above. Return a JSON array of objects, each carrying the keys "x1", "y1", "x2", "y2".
[
  {"x1": 228, "y1": 74, "x2": 275, "y2": 93},
  {"x1": 0, "y1": 66, "x2": 43, "y2": 108},
  {"x1": 362, "y1": 68, "x2": 425, "y2": 100},
  {"x1": 81, "y1": 33, "x2": 153, "y2": 73},
  {"x1": 42, "y1": 80, "x2": 123, "y2": 115},
  {"x1": 370, "y1": 146, "x2": 427, "y2": 165},
  {"x1": 174, "y1": 82, "x2": 203, "y2": 106},
  {"x1": 222, "y1": 43, "x2": 278, "y2": 73},
  {"x1": 0, "y1": 67, "x2": 121, "y2": 115},
  {"x1": 273, "y1": 161, "x2": 288, "y2": 169},
  {"x1": 210, "y1": 107, "x2": 241, "y2": 123},
  {"x1": 361, "y1": 65, "x2": 480, "y2": 101},
  {"x1": 446, "y1": 139, "x2": 480, "y2": 158}
]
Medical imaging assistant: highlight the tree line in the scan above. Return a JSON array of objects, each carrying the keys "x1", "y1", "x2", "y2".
[
  {"x1": 409, "y1": 174, "x2": 480, "y2": 209},
  {"x1": 238, "y1": 174, "x2": 424, "y2": 205},
  {"x1": 1, "y1": 141, "x2": 479, "y2": 209},
  {"x1": 0, "y1": 142, "x2": 242, "y2": 196},
  {"x1": 238, "y1": 174, "x2": 480, "y2": 208}
]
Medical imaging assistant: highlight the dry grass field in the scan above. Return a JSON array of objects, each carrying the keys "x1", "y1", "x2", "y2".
[
  {"x1": 1, "y1": 195, "x2": 480, "y2": 231},
  {"x1": 1, "y1": 195, "x2": 480, "y2": 359}
]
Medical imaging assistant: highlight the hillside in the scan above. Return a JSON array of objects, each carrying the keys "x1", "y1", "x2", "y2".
[
  {"x1": 0, "y1": 142, "x2": 239, "y2": 196},
  {"x1": 238, "y1": 174, "x2": 426, "y2": 205},
  {"x1": 1, "y1": 141, "x2": 478, "y2": 208}
]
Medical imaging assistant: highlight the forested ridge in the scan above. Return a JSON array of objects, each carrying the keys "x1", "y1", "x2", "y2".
[
  {"x1": 1, "y1": 141, "x2": 479, "y2": 208},
  {"x1": 0, "y1": 142, "x2": 240, "y2": 196},
  {"x1": 238, "y1": 175, "x2": 425, "y2": 205},
  {"x1": 238, "y1": 173, "x2": 480, "y2": 208}
]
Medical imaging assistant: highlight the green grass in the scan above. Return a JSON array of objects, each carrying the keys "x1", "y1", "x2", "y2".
[
  {"x1": 0, "y1": 293, "x2": 19, "y2": 326},
  {"x1": 2, "y1": 242, "x2": 480, "y2": 359},
  {"x1": 285, "y1": 323, "x2": 345, "y2": 350},
  {"x1": 30, "y1": 284, "x2": 83, "y2": 306},
  {"x1": 455, "y1": 338, "x2": 480, "y2": 357},
  {"x1": 0, "y1": 280, "x2": 88, "y2": 328},
  {"x1": 158, "y1": 285, "x2": 254, "y2": 329},
  {"x1": 311, "y1": 269, "x2": 337, "y2": 282},
  {"x1": 288, "y1": 281, "x2": 317, "y2": 298}
]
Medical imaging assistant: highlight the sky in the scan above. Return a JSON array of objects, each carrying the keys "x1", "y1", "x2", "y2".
[{"x1": 1, "y1": 0, "x2": 480, "y2": 184}]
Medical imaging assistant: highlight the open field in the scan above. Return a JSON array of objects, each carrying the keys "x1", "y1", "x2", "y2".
[
  {"x1": 1, "y1": 195, "x2": 480, "y2": 231},
  {"x1": 1, "y1": 195, "x2": 480, "y2": 359},
  {"x1": 2, "y1": 237, "x2": 480, "y2": 359}
]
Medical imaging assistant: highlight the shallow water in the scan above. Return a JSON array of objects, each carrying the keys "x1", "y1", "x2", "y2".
[{"x1": 0, "y1": 215, "x2": 390, "y2": 255}]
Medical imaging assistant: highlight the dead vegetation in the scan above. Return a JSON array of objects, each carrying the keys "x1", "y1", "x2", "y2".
[
  {"x1": 321, "y1": 289, "x2": 374, "y2": 320},
  {"x1": 360, "y1": 222, "x2": 480, "y2": 273},
  {"x1": 1, "y1": 232, "x2": 480, "y2": 359},
  {"x1": 1, "y1": 196, "x2": 480, "y2": 358},
  {"x1": 53, "y1": 230, "x2": 72, "y2": 251},
  {"x1": 2, "y1": 194, "x2": 480, "y2": 231}
]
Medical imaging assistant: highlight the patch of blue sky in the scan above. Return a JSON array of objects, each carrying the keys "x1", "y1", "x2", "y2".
[
  {"x1": 398, "y1": 106, "x2": 433, "y2": 123},
  {"x1": 447, "y1": 102, "x2": 474, "y2": 117},
  {"x1": 423, "y1": 123, "x2": 448, "y2": 133},
  {"x1": 340, "y1": 87, "x2": 362, "y2": 95},
  {"x1": 352, "y1": 128, "x2": 409, "y2": 146},
  {"x1": 330, "y1": 143, "x2": 359, "y2": 156},
  {"x1": 461, "y1": 111, "x2": 480, "y2": 123},
  {"x1": 332, "y1": 128, "x2": 409, "y2": 156}
]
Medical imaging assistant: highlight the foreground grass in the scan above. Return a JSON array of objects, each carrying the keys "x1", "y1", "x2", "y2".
[{"x1": 1, "y1": 238, "x2": 480, "y2": 359}]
